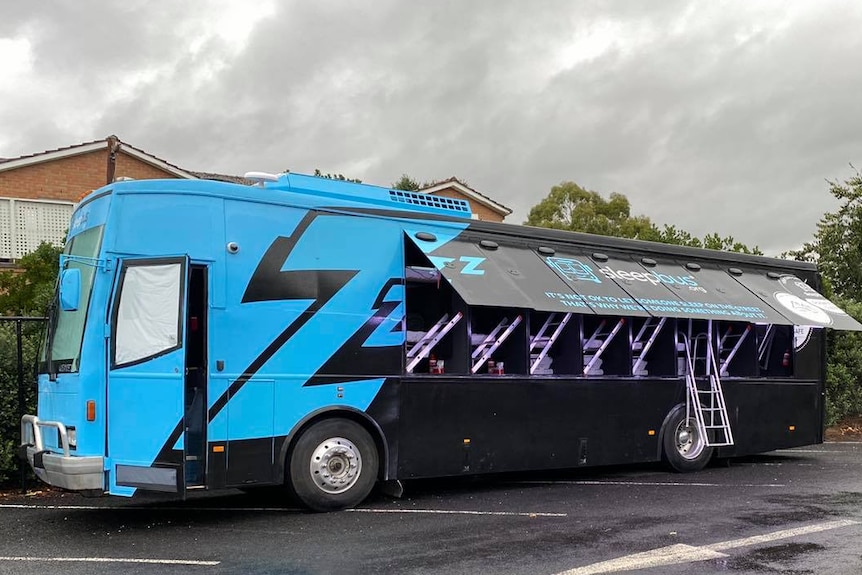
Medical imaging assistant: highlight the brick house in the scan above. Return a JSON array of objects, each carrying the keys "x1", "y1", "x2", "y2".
[
  {"x1": 0, "y1": 136, "x2": 510, "y2": 263},
  {"x1": 0, "y1": 136, "x2": 193, "y2": 263},
  {"x1": 417, "y1": 177, "x2": 512, "y2": 223}
]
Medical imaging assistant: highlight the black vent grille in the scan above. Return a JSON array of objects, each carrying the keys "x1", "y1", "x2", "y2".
[{"x1": 389, "y1": 190, "x2": 470, "y2": 213}]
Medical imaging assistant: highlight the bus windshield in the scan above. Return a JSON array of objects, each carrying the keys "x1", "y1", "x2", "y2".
[{"x1": 45, "y1": 225, "x2": 104, "y2": 374}]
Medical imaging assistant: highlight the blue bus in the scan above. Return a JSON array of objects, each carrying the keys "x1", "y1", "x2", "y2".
[{"x1": 21, "y1": 172, "x2": 861, "y2": 511}]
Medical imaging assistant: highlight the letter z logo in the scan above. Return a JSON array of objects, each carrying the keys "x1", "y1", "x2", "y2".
[{"x1": 428, "y1": 255, "x2": 486, "y2": 275}]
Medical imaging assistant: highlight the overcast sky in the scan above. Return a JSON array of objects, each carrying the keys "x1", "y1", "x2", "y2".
[{"x1": 2, "y1": 1, "x2": 861, "y2": 255}]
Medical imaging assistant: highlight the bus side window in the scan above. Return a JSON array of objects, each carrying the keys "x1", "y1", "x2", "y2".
[
  {"x1": 715, "y1": 322, "x2": 758, "y2": 377},
  {"x1": 528, "y1": 311, "x2": 580, "y2": 376},
  {"x1": 469, "y1": 306, "x2": 527, "y2": 375},
  {"x1": 582, "y1": 315, "x2": 630, "y2": 376},
  {"x1": 757, "y1": 324, "x2": 794, "y2": 377},
  {"x1": 403, "y1": 262, "x2": 469, "y2": 375},
  {"x1": 631, "y1": 317, "x2": 676, "y2": 377},
  {"x1": 113, "y1": 261, "x2": 184, "y2": 367}
]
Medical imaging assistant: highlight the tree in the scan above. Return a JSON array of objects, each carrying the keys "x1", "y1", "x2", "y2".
[
  {"x1": 653, "y1": 224, "x2": 701, "y2": 248},
  {"x1": 699, "y1": 233, "x2": 761, "y2": 255},
  {"x1": 525, "y1": 181, "x2": 658, "y2": 240},
  {"x1": 786, "y1": 167, "x2": 862, "y2": 424},
  {"x1": 653, "y1": 227, "x2": 762, "y2": 255},
  {"x1": 822, "y1": 297, "x2": 862, "y2": 425},
  {"x1": 0, "y1": 242, "x2": 59, "y2": 486},
  {"x1": 0, "y1": 242, "x2": 63, "y2": 316},
  {"x1": 392, "y1": 174, "x2": 423, "y2": 192},
  {"x1": 0, "y1": 319, "x2": 41, "y2": 486},
  {"x1": 526, "y1": 181, "x2": 761, "y2": 253},
  {"x1": 787, "y1": 166, "x2": 862, "y2": 299},
  {"x1": 313, "y1": 169, "x2": 362, "y2": 184}
]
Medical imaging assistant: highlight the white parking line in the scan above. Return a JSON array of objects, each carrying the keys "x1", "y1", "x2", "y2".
[
  {"x1": 555, "y1": 519, "x2": 859, "y2": 575},
  {"x1": 560, "y1": 544, "x2": 726, "y2": 575},
  {"x1": 348, "y1": 508, "x2": 567, "y2": 517},
  {"x1": 705, "y1": 519, "x2": 860, "y2": 551},
  {"x1": 0, "y1": 556, "x2": 219, "y2": 566},
  {"x1": 0, "y1": 503, "x2": 565, "y2": 517},
  {"x1": 0, "y1": 503, "x2": 303, "y2": 512},
  {"x1": 775, "y1": 448, "x2": 858, "y2": 453},
  {"x1": 512, "y1": 480, "x2": 786, "y2": 488}
]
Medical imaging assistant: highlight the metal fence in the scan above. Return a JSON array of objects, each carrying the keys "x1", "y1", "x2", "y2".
[{"x1": 0, "y1": 316, "x2": 46, "y2": 491}]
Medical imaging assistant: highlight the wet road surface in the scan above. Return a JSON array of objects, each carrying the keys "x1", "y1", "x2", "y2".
[{"x1": 1, "y1": 442, "x2": 861, "y2": 574}]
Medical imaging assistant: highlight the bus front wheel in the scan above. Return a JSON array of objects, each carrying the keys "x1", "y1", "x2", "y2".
[
  {"x1": 661, "y1": 405, "x2": 714, "y2": 473},
  {"x1": 288, "y1": 418, "x2": 379, "y2": 512}
]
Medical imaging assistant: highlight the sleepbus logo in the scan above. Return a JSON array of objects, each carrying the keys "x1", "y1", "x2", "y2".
[
  {"x1": 545, "y1": 257, "x2": 601, "y2": 283},
  {"x1": 598, "y1": 266, "x2": 699, "y2": 288},
  {"x1": 69, "y1": 209, "x2": 89, "y2": 234}
]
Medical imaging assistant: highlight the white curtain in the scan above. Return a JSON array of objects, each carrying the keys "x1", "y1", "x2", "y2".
[{"x1": 115, "y1": 263, "x2": 182, "y2": 365}]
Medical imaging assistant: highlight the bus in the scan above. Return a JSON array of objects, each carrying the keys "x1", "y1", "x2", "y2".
[{"x1": 21, "y1": 172, "x2": 861, "y2": 511}]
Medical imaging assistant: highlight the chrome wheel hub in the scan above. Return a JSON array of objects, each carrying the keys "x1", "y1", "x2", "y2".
[
  {"x1": 310, "y1": 436, "x2": 362, "y2": 494},
  {"x1": 675, "y1": 419, "x2": 705, "y2": 460}
]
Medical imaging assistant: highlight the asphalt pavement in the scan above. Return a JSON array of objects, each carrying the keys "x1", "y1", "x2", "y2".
[{"x1": 1, "y1": 442, "x2": 861, "y2": 575}]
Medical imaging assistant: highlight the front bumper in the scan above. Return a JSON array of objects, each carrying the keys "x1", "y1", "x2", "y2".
[{"x1": 20, "y1": 415, "x2": 104, "y2": 491}]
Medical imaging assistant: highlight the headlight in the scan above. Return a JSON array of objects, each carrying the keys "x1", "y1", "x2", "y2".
[{"x1": 67, "y1": 427, "x2": 77, "y2": 450}]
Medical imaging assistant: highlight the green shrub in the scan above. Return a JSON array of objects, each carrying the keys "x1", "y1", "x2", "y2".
[
  {"x1": 0, "y1": 321, "x2": 43, "y2": 486},
  {"x1": 825, "y1": 298, "x2": 862, "y2": 426}
]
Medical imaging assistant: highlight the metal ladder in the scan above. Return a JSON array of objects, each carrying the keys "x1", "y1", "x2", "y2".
[
  {"x1": 471, "y1": 315, "x2": 523, "y2": 373},
  {"x1": 632, "y1": 317, "x2": 667, "y2": 375},
  {"x1": 717, "y1": 323, "x2": 752, "y2": 376},
  {"x1": 757, "y1": 324, "x2": 776, "y2": 371},
  {"x1": 680, "y1": 332, "x2": 734, "y2": 447},
  {"x1": 405, "y1": 312, "x2": 464, "y2": 373},
  {"x1": 583, "y1": 318, "x2": 626, "y2": 375},
  {"x1": 529, "y1": 312, "x2": 572, "y2": 374}
]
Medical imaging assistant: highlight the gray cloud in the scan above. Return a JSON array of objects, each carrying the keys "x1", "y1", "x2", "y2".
[{"x1": 3, "y1": 1, "x2": 861, "y2": 255}]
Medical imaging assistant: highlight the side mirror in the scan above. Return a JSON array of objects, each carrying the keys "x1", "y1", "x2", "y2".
[{"x1": 60, "y1": 268, "x2": 81, "y2": 311}]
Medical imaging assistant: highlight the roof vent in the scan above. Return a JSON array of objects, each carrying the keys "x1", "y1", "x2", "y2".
[{"x1": 388, "y1": 190, "x2": 470, "y2": 213}]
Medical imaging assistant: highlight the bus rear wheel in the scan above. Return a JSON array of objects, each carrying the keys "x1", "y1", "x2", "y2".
[
  {"x1": 661, "y1": 405, "x2": 714, "y2": 473},
  {"x1": 288, "y1": 418, "x2": 378, "y2": 512}
]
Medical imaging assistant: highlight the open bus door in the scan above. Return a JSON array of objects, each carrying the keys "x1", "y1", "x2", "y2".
[{"x1": 105, "y1": 256, "x2": 208, "y2": 496}]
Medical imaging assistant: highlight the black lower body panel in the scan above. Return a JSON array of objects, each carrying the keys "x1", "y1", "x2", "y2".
[
  {"x1": 395, "y1": 376, "x2": 682, "y2": 479},
  {"x1": 191, "y1": 377, "x2": 822, "y2": 488},
  {"x1": 717, "y1": 380, "x2": 821, "y2": 457}
]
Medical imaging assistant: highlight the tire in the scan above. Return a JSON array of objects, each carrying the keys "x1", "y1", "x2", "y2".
[
  {"x1": 661, "y1": 404, "x2": 714, "y2": 472},
  {"x1": 288, "y1": 418, "x2": 379, "y2": 512}
]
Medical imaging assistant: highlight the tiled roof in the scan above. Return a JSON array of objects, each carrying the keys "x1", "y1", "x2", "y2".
[
  {"x1": 419, "y1": 176, "x2": 512, "y2": 215},
  {"x1": 189, "y1": 171, "x2": 255, "y2": 185},
  {"x1": 1, "y1": 139, "x2": 513, "y2": 216},
  {"x1": 0, "y1": 137, "x2": 106, "y2": 163},
  {"x1": 0, "y1": 135, "x2": 196, "y2": 179}
]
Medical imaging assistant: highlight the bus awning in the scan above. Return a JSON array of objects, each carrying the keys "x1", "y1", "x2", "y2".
[
  {"x1": 544, "y1": 250, "x2": 789, "y2": 323},
  {"x1": 617, "y1": 256, "x2": 793, "y2": 325},
  {"x1": 729, "y1": 268, "x2": 862, "y2": 330},
  {"x1": 415, "y1": 232, "x2": 607, "y2": 314},
  {"x1": 408, "y1": 232, "x2": 862, "y2": 330}
]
